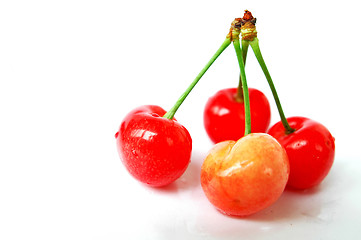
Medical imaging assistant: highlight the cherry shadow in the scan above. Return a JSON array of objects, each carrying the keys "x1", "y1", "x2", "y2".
[
  {"x1": 247, "y1": 186, "x2": 323, "y2": 222},
  {"x1": 149, "y1": 150, "x2": 205, "y2": 194},
  {"x1": 239, "y1": 159, "x2": 347, "y2": 222},
  {"x1": 222, "y1": 157, "x2": 350, "y2": 223}
]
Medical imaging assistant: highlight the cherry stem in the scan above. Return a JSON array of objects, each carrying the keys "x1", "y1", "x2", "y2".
[
  {"x1": 242, "y1": 39, "x2": 250, "y2": 66},
  {"x1": 163, "y1": 38, "x2": 232, "y2": 120},
  {"x1": 233, "y1": 38, "x2": 251, "y2": 135},
  {"x1": 249, "y1": 38, "x2": 295, "y2": 134},
  {"x1": 236, "y1": 40, "x2": 250, "y2": 101}
]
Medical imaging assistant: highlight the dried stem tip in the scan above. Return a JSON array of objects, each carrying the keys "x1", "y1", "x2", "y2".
[
  {"x1": 240, "y1": 10, "x2": 257, "y2": 41},
  {"x1": 227, "y1": 18, "x2": 242, "y2": 41},
  {"x1": 242, "y1": 10, "x2": 255, "y2": 22}
]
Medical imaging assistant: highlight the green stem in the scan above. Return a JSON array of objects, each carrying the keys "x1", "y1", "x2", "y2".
[
  {"x1": 163, "y1": 38, "x2": 231, "y2": 119},
  {"x1": 242, "y1": 40, "x2": 250, "y2": 66},
  {"x1": 249, "y1": 37, "x2": 295, "y2": 134},
  {"x1": 233, "y1": 38, "x2": 251, "y2": 135},
  {"x1": 236, "y1": 40, "x2": 250, "y2": 101}
]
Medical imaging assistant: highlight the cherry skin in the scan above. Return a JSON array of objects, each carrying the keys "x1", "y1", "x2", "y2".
[
  {"x1": 204, "y1": 88, "x2": 271, "y2": 143},
  {"x1": 267, "y1": 117, "x2": 335, "y2": 189},
  {"x1": 115, "y1": 105, "x2": 192, "y2": 187},
  {"x1": 201, "y1": 133, "x2": 289, "y2": 216}
]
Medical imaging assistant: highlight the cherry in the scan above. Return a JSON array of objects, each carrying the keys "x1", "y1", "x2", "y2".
[
  {"x1": 201, "y1": 17, "x2": 289, "y2": 216},
  {"x1": 268, "y1": 117, "x2": 335, "y2": 189},
  {"x1": 201, "y1": 133, "x2": 289, "y2": 216},
  {"x1": 115, "y1": 105, "x2": 192, "y2": 187},
  {"x1": 116, "y1": 32, "x2": 232, "y2": 187},
  {"x1": 240, "y1": 11, "x2": 336, "y2": 190},
  {"x1": 204, "y1": 87, "x2": 271, "y2": 143}
]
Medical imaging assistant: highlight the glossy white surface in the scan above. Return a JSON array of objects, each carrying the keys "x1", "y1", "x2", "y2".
[{"x1": 1, "y1": 0, "x2": 361, "y2": 239}]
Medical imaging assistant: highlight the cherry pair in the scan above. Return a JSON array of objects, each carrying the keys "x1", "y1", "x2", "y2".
[
  {"x1": 203, "y1": 11, "x2": 335, "y2": 190},
  {"x1": 201, "y1": 11, "x2": 334, "y2": 216}
]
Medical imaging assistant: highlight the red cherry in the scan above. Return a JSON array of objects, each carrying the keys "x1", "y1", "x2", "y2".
[
  {"x1": 204, "y1": 88, "x2": 271, "y2": 143},
  {"x1": 268, "y1": 117, "x2": 335, "y2": 189},
  {"x1": 115, "y1": 105, "x2": 192, "y2": 187}
]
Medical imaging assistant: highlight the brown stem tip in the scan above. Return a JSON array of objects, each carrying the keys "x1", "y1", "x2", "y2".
[
  {"x1": 242, "y1": 10, "x2": 256, "y2": 23},
  {"x1": 227, "y1": 18, "x2": 242, "y2": 40},
  {"x1": 240, "y1": 10, "x2": 257, "y2": 41}
]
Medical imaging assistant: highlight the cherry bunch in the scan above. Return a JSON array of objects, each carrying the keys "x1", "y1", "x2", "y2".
[{"x1": 115, "y1": 10, "x2": 335, "y2": 216}]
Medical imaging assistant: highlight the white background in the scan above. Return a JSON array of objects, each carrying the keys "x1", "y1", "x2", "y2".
[{"x1": 1, "y1": 0, "x2": 361, "y2": 239}]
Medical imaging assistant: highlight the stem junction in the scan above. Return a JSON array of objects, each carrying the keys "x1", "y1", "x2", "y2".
[
  {"x1": 239, "y1": 10, "x2": 294, "y2": 134},
  {"x1": 231, "y1": 18, "x2": 252, "y2": 136}
]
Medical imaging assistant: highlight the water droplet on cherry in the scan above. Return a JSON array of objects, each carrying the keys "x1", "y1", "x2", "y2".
[{"x1": 131, "y1": 149, "x2": 138, "y2": 157}]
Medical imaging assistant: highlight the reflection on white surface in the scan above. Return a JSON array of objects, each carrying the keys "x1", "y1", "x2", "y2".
[{"x1": 110, "y1": 152, "x2": 361, "y2": 240}]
